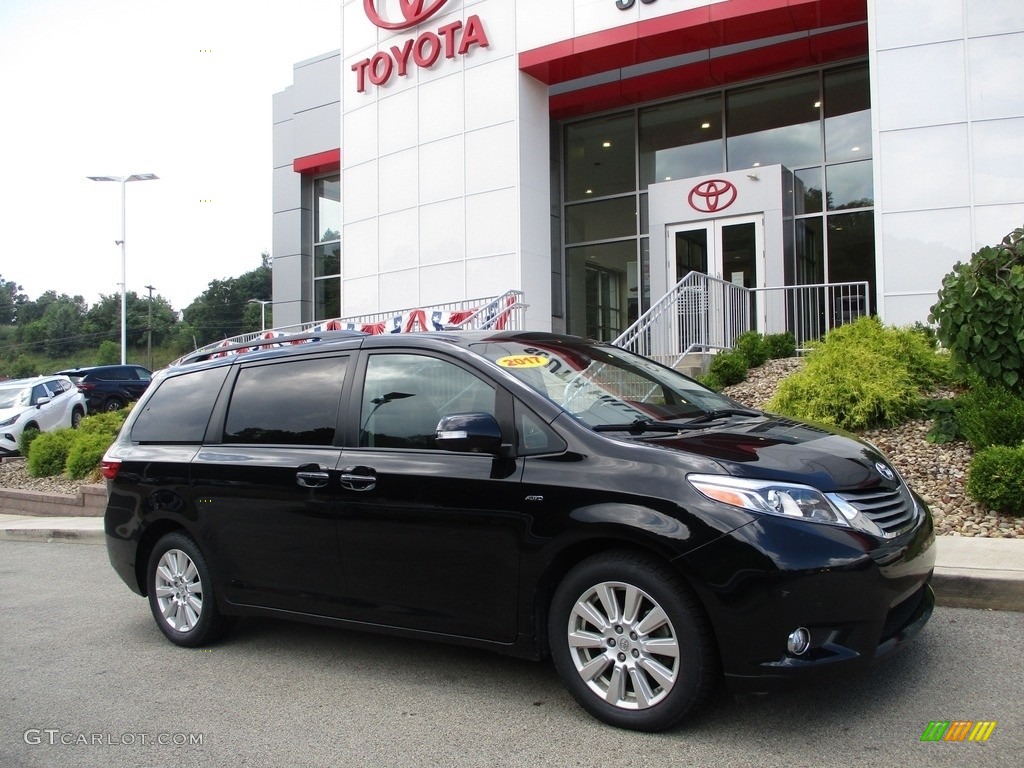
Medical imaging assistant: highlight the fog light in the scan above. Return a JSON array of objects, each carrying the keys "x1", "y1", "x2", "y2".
[{"x1": 787, "y1": 627, "x2": 811, "y2": 656}]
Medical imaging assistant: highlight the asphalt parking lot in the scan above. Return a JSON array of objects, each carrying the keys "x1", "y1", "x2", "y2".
[{"x1": 1, "y1": 540, "x2": 1021, "y2": 768}]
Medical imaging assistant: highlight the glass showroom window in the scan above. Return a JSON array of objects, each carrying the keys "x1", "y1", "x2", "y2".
[{"x1": 314, "y1": 175, "x2": 341, "y2": 320}]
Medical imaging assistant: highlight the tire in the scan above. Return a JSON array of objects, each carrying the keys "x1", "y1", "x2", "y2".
[
  {"x1": 71, "y1": 408, "x2": 84, "y2": 429},
  {"x1": 548, "y1": 550, "x2": 716, "y2": 732},
  {"x1": 146, "y1": 532, "x2": 235, "y2": 647},
  {"x1": 104, "y1": 396, "x2": 126, "y2": 412}
]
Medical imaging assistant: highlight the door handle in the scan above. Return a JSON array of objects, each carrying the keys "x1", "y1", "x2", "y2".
[
  {"x1": 339, "y1": 466, "x2": 377, "y2": 492},
  {"x1": 296, "y1": 465, "x2": 330, "y2": 488}
]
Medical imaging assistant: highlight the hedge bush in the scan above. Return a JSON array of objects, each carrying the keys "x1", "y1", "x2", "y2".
[
  {"x1": 966, "y1": 445, "x2": 1024, "y2": 516},
  {"x1": 767, "y1": 317, "x2": 947, "y2": 431},
  {"x1": 764, "y1": 332, "x2": 797, "y2": 359},
  {"x1": 17, "y1": 427, "x2": 40, "y2": 457},
  {"x1": 733, "y1": 331, "x2": 769, "y2": 368},
  {"x1": 26, "y1": 429, "x2": 77, "y2": 478},
  {"x1": 701, "y1": 349, "x2": 748, "y2": 391},
  {"x1": 953, "y1": 378, "x2": 1024, "y2": 450},
  {"x1": 65, "y1": 432, "x2": 116, "y2": 480}
]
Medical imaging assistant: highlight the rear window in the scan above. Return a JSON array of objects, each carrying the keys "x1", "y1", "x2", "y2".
[{"x1": 131, "y1": 367, "x2": 230, "y2": 443}]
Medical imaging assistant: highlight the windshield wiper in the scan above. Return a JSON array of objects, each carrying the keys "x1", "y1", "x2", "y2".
[
  {"x1": 677, "y1": 407, "x2": 762, "y2": 426},
  {"x1": 591, "y1": 419, "x2": 688, "y2": 434}
]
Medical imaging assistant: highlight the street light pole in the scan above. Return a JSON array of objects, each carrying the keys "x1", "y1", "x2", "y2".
[
  {"x1": 144, "y1": 284, "x2": 155, "y2": 371},
  {"x1": 248, "y1": 299, "x2": 271, "y2": 331},
  {"x1": 88, "y1": 173, "x2": 159, "y2": 365}
]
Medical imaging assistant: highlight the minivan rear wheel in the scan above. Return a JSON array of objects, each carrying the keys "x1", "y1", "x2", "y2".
[
  {"x1": 549, "y1": 551, "x2": 716, "y2": 731},
  {"x1": 147, "y1": 532, "x2": 235, "y2": 647}
]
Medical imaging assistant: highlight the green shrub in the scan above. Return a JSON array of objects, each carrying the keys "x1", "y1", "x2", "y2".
[
  {"x1": 96, "y1": 340, "x2": 120, "y2": 366},
  {"x1": 767, "y1": 317, "x2": 946, "y2": 431},
  {"x1": 17, "y1": 427, "x2": 40, "y2": 457},
  {"x1": 705, "y1": 349, "x2": 748, "y2": 388},
  {"x1": 65, "y1": 432, "x2": 114, "y2": 480},
  {"x1": 954, "y1": 378, "x2": 1024, "y2": 449},
  {"x1": 78, "y1": 409, "x2": 128, "y2": 438},
  {"x1": 733, "y1": 331, "x2": 769, "y2": 368},
  {"x1": 26, "y1": 429, "x2": 76, "y2": 478},
  {"x1": 966, "y1": 445, "x2": 1024, "y2": 516},
  {"x1": 764, "y1": 332, "x2": 797, "y2": 359},
  {"x1": 930, "y1": 225, "x2": 1024, "y2": 392}
]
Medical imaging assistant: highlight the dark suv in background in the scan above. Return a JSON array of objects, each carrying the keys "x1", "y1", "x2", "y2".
[
  {"x1": 101, "y1": 330, "x2": 935, "y2": 731},
  {"x1": 56, "y1": 364, "x2": 152, "y2": 412}
]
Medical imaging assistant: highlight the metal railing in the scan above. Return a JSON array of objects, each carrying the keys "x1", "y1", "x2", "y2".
[
  {"x1": 750, "y1": 282, "x2": 871, "y2": 351},
  {"x1": 191, "y1": 290, "x2": 528, "y2": 357},
  {"x1": 613, "y1": 272, "x2": 751, "y2": 368},
  {"x1": 613, "y1": 275, "x2": 871, "y2": 368}
]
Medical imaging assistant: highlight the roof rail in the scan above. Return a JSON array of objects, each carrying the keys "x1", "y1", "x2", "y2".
[{"x1": 173, "y1": 290, "x2": 528, "y2": 367}]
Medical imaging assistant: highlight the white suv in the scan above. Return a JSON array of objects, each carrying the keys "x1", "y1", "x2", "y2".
[{"x1": 0, "y1": 375, "x2": 87, "y2": 456}]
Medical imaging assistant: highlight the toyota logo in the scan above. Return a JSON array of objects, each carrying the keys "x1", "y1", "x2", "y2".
[
  {"x1": 364, "y1": 0, "x2": 449, "y2": 30},
  {"x1": 688, "y1": 179, "x2": 738, "y2": 213},
  {"x1": 875, "y1": 462, "x2": 895, "y2": 482}
]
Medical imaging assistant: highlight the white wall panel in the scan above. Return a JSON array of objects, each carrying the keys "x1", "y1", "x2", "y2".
[
  {"x1": 291, "y1": 53, "x2": 341, "y2": 115},
  {"x1": 880, "y1": 208, "x2": 972, "y2": 294},
  {"x1": 465, "y1": 56, "x2": 517, "y2": 131},
  {"x1": 966, "y1": 0, "x2": 1024, "y2": 37},
  {"x1": 342, "y1": 104, "x2": 378, "y2": 168},
  {"x1": 466, "y1": 188, "x2": 517, "y2": 258},
  {"x1": 875, "y1": 43, "x2": 966, "y2": 132},
  {"x1": 420, "y1": 261, "x2": 468, "y2": 304},
  {"x1": 342, "y1": 274, "x2": 379, "y2": 316},
  {"x1": 378, "y1": 89, "x2": 418, "y2": 155},
  {"x1": 379, "y1": 148, "x2": 419, "y2": 214},
  {"x1": 378, "y1": 208, "x2": 419, "y2": 273},
  {"x1": 972, "y1": 118, "x2": 1024, "y2": 205},
  {"x1": 466, "y1": 252, "x2": 518, "y2": 298},
  {"x1": 465, "y1": 121, "x2": 517, "y2": 195},
  {"x1": 344, "y1": 218, "x2": 379, "y2": 280},
  {"x1": 419, "y1": 74, "x2": 465, "y2": 144},
  {"x1": 873, "y1": 0, "x2": 963, "y2": 49},
  {"x1": 420, "y1": 198, "x2": 466, "y2": 265},
  {"x1": 379, "y1": 268, "x2": 420, "y2": 309},
  {"x1": 293, "y1": 103, "x2": 343, "y2": 161},
  {"x1": 419, "y1": 135, "x2": 466, "y2": 204},
  {"x1": 877, "y1": 125, "x2": 970, "y2": 211},
  {"x1": 968, "y1": 33, "x2": 1024, "y2": 121},
  {"x1": 343, "y1": 160, "x2": 379, "y2": 222}
]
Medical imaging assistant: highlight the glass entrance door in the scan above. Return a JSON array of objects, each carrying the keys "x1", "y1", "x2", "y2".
[{"x1": 668, "y1": 215, "x2": 764, "y2": 345}]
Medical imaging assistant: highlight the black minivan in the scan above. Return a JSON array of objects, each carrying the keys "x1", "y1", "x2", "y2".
[{"x1": 102, "y1": 330, "x2": 935, "y2": 731}]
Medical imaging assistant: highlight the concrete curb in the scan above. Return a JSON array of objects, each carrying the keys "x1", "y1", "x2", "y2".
[{"x1": 1, "y1": 513, "x2": 1022, "y2": 611}]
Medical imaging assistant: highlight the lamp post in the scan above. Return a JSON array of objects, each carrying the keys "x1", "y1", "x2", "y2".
[
  {"x1": 144, "y1": 284, "x2": 155, "y2": 371},
  {"x1": 88, "y1": 173, "x2": 159, "y2": 365},
  {"x1": 248, "y1": 299, "x2": 271, "y2": 331}
]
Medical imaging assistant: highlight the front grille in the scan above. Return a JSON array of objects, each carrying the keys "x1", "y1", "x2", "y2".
[{"x1": 836, "y1": 485, "x2": 917, "y2": 536}]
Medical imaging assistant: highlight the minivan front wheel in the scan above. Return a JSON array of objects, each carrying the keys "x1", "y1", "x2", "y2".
[
  {"x1": 147, "y1": 532, "x2": 234, "y2": 647},
  {"x1": 549, "y1": 551, "x2": 716, "y2": 731}
]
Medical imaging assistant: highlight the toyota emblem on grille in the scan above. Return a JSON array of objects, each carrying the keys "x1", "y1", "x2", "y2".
[
  {"x1": 688, "y1": 179, "x2": 738, "y2": 213},
  {"x1": 875, "y1": 462, "x2": 895, "y2": 481}
]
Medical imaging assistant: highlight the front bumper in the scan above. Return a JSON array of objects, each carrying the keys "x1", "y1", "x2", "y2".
[{"x1": 679, "y1": 494, "x2": 936, "y2": 692}]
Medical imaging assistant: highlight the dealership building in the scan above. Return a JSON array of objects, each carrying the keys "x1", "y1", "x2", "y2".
[{"x1": 270, "y1": 0, "x2": 1024, "y2": 341}]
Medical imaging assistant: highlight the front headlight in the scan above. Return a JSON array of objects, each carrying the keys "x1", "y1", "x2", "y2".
[
  {"x1": 0, "y1": 414, "x2": 19, "y2": 428},
  {"x1": 687, "y1": 474, "x2": 884, "y2": 536}
]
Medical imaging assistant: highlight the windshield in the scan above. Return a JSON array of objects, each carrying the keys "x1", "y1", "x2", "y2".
[
  {"x1": 471, "y1": 339, "x2": 740, "y2": 428},
  {"x1": 0, "y1": 386, "x2": 30, "y2": 410}
]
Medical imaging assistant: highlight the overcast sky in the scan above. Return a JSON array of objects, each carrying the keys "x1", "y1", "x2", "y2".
[{"x1": 0, "y1": 0, "x2": 342, "y2": 313}]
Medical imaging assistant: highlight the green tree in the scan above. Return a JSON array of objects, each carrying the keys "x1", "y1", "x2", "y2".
[
  {"x1": 184, "y1": 253, "x2": 272, "y2": 345},
  {"x1": 0, "y1": 275, "x2": 28, "y2": 324},
  {"x1": 930, "y1": 225, "x2": 1024, "y2": 391}
]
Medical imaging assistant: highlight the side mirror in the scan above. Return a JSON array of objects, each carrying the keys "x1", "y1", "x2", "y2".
[
  {"x1": 435, "y1": 412, "x2": 503, "y2": 454},
  {"x1": 35, "y1": 396, "x2": 51, "y2": 408}
]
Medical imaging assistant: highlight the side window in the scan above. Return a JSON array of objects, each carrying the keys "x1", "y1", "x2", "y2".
[
  {"x1": 132, "y1": 367, "x2": 230, "y2": 443},
  {"x1": 31, "y1": 384, "x2": 49, "y2": 404},
  {"x1": 360, "y1": 354, "x2": 495, "y2": 449},
  {"x1": 224, "y1": 356, "x2": 347, "y2": 445},
  {"x1": 516, "y1": 402, "x2": 566, "y2": 456},
  {"x1": 134, "y1": 367, "x2": 152, "y2": 381}
]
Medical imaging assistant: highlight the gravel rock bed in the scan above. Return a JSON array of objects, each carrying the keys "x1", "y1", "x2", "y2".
[
  {"x1": 2, "y1": 360, "x2": 1021, "y2": 538},
  {"x1": 721, "y1": 358, "x2": 1024, "y2": 539}
]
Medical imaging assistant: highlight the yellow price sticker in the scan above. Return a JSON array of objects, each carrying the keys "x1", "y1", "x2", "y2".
[{"x1": 496, "y1": 355, "x2": 547, "y2": 369}]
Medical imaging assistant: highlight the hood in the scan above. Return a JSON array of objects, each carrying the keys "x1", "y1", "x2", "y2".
[{"x1": 640, "y1": 414, "x2": 899, "y2": 493}]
